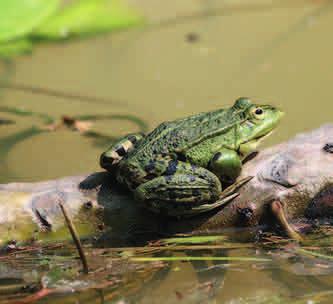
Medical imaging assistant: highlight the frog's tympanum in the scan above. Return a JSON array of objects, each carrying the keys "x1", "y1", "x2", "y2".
[{"x1": 100, "y1": 97, "x2": 283, "y2": 217}]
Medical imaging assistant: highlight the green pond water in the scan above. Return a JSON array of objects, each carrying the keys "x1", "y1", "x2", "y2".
[{"x1": 1, "y1": 0, "x2": 333, "y2": 303}]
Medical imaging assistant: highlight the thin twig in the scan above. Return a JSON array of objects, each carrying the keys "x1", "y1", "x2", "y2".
[{"x1": 58, "y1": 202, "x2": 89, "y2": 274}]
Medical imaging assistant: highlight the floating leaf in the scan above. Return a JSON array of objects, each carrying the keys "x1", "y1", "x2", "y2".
[
  {"x1": 33, "y1": 0, "x2": 145, "y2": 40},
  {"x1": 0, "y1": 0, "x2": 59, "y2": 42},
  {"x1": 0, "y1": 40, "x2": 32, "y2": 58},
  {"x1": 131, "y1": 256, "x2": 271, "y2": 262},
  {"x1": 162, "y1": 235, "x2": 227, "y2": 245}
]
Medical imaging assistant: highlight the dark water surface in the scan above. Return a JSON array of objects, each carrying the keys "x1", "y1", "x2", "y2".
[{"x1": 1, "y1": 0, "x2": 333, "y2": 303}]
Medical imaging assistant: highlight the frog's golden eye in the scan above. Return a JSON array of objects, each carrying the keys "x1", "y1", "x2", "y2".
[{"x1": 251, "y1": 107, "x2": 264, "y2": 117}]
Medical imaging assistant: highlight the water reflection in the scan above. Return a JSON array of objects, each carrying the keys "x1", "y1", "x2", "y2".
[{"x1": 0, "y1": 107, "x2": 148, "y2": 182}]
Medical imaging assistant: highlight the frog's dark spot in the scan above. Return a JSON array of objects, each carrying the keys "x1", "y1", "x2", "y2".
[
  {"x1": 128, "y1": 135, "x2": 138, "y2": 144},
  {"x1": 84, "y1": 201, "x2": 93, "y2": 210},
  {"x1": 164, "y1": 175, "x2": 173, "y2": 182},
  {"x1": 189, "y1": 175, "x2": 196, "y2": 182},
  {"x1": 165, "y1": 160, "x2": 178, "y2": 175},
  {"x1": 116, "y1": 146, "x2": 127, "y2": 157},
  {"x1": 145, "y1": 173, "x2": 158, "y2": 181},
  {"x1": 144, "y1": 161, "x2": 155, "y2": 172},
  {"x1": 212, "y1": 152, "x2": 222, "y2": 162},
  {"x1": 193, "y1": 196, "x2": 202, "y2": 203},
  {"x1": 323, "y1": 143, "x2": 333, "y2": 154},
  {"x1": 169, "y1": 190, "x2": 178, "y2": 199},
  {"x1": 192, "y1": 189, "x2": 201, "y2": 197},
  {"x1": 176, "y1": 153, "x2": 187, "y2": 162},
  {"x1": 237, "y1": 207, "x2": 254, "y2": 223},
  {"x1": 152, "y1": 149, "x2": 158, "y2": 154}
]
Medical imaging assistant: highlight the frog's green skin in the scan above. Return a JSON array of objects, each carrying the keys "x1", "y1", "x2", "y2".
[{"x1": 100, "y1": 97, "x2": 283, "y2": 216}]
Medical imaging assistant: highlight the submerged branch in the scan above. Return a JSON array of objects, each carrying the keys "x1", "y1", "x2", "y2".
[{"x1": 59, "y1": 202, "x2": 89, "y2": 274}]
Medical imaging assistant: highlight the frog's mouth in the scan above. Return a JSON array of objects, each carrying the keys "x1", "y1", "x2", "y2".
[{"x1": 239, "y1": 131, "x2": 274, "y2": 156}]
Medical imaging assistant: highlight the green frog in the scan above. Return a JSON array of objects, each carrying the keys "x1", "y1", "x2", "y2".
[{"x1": 100, "y1": 97, "x2": 283, "y2": 217}]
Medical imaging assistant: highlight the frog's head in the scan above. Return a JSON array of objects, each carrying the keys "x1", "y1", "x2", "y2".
[{"x1": 232, "y1": 97, "x2": 284, "y2": 156}]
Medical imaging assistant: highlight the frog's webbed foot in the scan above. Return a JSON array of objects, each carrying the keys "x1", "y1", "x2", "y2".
[{"x1": 270, "y1": 200, "x2": 303, "y2": 241}]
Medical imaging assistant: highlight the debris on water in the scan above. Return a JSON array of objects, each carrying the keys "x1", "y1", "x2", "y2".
[
  {"x1": 185, "y1": 32, "x2": 200, "y2": 43},
  {"x1": 130, "y1": 256, "x2": 271, "y2": 262},
  {"x1": 0, "y1": 118, "x2": 14, "y2": 125},
  {"x1": 44, "y1": 115, "x2": 93, "y2": 133}
]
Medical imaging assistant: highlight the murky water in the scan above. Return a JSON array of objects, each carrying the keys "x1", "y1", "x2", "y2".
[{"x1": 1, "y1": 0, "x2": 333, "y2": 303}]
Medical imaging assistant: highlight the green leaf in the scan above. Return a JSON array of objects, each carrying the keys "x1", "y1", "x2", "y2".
[
  {"x1": 0, "y1": 39, "x2": 32, "y2": 58},
  {"x1": 297, "y1": 248, "x2": 333, "y2": 260},
  {"x1": 33, "y1": 0, "x2": 145, "y2": 40},
  {"x1": 0, "y1": 0, "x2": 59, "y2": 43},
  {"x1": 162, "y1": 235, "x2": 227, "y2": 245}
]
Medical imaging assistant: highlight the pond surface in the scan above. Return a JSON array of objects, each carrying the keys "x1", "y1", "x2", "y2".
[{"x1": 1, "y1": 0, "x2": 333, "y2": 303}]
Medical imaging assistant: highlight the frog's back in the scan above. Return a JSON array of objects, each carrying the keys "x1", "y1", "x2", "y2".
[{"x1": 127, "y1": 107, "x2": 239, "y2": 162}]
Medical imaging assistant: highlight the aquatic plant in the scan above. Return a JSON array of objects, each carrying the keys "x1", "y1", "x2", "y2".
[{"x1": 0, "y1": 0, "x2": 144, "y2": 58}]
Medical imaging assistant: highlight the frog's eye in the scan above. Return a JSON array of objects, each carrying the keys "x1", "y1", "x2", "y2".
[
  {"x1": 251, "y1": 107, "x2": 265, "y2": 118},
  {"x1": 255, "y1": 107, "x2": 263, "y2": 115}
]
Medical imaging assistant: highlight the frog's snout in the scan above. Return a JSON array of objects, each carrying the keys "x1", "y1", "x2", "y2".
[
  {"x1": 100, "y1": 152, "x2": 115, "y2": 171},
  {"x1": 272, "y1": 106, "x2": 284, "y2": 122},
  {"x1": 278, "y1": 109, "x2": 285, "y2": 119}
]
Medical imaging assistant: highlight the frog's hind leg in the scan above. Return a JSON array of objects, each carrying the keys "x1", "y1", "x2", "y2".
[
  {"x1": 134, "y1": 164, "x2": 223, "y2": 217},
  {"x1": 100, "y1": 133, "x2": 144, "y2": 170}
]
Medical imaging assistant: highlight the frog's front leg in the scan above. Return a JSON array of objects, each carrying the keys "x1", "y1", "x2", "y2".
[
  {"x1": 134, "y1": 162, "x2": 222, "y2": 216},
  {"x1": 100, "y1": 133, "x2": 144, "y2": 170},
  {"x1": 208, "y1": 148, "x2": 242, "y2": 184}
]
